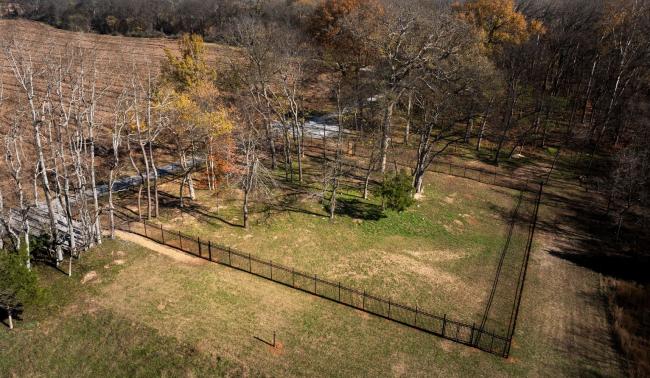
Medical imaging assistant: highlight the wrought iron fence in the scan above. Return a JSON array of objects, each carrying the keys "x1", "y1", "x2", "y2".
[{"x1": 115, "y1": 182, "x2": 542, "y2": 358}]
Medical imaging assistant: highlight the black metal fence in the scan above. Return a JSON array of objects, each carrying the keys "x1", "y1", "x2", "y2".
[
  {"x1": 297, "y1": 139, "x2": 542, "y2": 194},
  {"x1": 115, "y1": 182, "x2": 542, "y2": 358}
]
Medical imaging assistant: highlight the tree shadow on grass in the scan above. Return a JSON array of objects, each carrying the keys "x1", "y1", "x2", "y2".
[
  {"x1": 146, "y1": 192, "x2": 244, "y2": 228},
  {"x1": 326, "y1": 197, "x2": 385, "y2": 221}
]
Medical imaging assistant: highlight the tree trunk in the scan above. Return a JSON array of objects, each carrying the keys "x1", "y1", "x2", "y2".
[
  {"x1": 414, "y1": 172, "x2": 425, "y2": 194},
  {"x1": 494, "y1": 86, "x2": 518, "y2": 165},
  {"x1": 296, "y1": 125, "x2": 304, "y2": 183},
  {"x1": 88, "y1": 116, "x2": 101, "y2": 245},
  {"x1": 148, "y1": 141, "x2": 159, "y2": 218},
  {"x1": 140, "y1": 141, "x2": 152, "y2": 220},
  {"x1": 581, "y1": 56, "x2": 599, "y2": 124},
  {"x1": 179, "y1": 175, "x2": 186, "y2": 208},
  {"x1": 266, "y1": 121, "x2": 277, "y2": 170},
  {"x1": 188, "y1": 174, "x2": 196, "y2": 200},
  {"x1": 363, "y1": 157, "x2": 374, "y2": 200},
  {"x1": 243, "y1": 191, "x2": 250, "y2": 228},
  {"x1": 380, "y1": 101, "x2": 396, "y2": 173},
  {"x1": 108, "y1": 170, "x2": 116, "y2": 239},
  {"x1": 476, "y1": 97, "x2": 494, "y2": 152},
  {"x1": 329, "y1": 180, "x2": 338, "y2": 220},
  {"x1": 34, "y1": 123, "x2": 62, "y2": 265},
  {"x1": 68, "y1": 251, "x2": 73, "y2": 277},
  {"x1": 405, "y1": 92, "x2": 413, "y2": 145}
]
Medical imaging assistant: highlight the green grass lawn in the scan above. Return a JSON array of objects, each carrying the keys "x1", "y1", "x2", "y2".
[
  {"x1": 146, "y1": 169, "x2": 529, "y2": 331},
  {"x1": 0, "y1": 241, "x2": 243, "y2": 377},
  {"x1": 0, "y1": 178, "x2": 607, "y2": 376},
  {"x1": 0, "y1": 165, "x2": 547, "y2": 377},
  {"x1": 1, "y1": 238, "x2": 542, "y2": 377}
]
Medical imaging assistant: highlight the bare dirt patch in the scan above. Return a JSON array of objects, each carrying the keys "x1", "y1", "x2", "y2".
[
  {"x1": 81, "y1": 271, "x2": 98, "y2": 284},
  {"x1": 269, "y1": 341, "x2": 285, "y2": 356},
  {"x1": 385, "y1": 254, "x2": 462, "y2": 289},
  {"x1": 114, "y1": 230, "x2": 205, "y2": 265}
]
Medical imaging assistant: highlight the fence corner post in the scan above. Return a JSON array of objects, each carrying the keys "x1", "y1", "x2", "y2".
[
  {"x1": 208, "y1": 240, "x2": 212, "y2": 261},
  {"x1": 442, "y1": 314, "x2": 447, "y2": 336}
]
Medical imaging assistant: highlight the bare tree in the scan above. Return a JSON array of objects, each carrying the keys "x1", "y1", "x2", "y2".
[
  {"x1": 238, "y1": 124, "x2": 274, "y2": 229},
  {"x1": 3, "y1": 39, "x2": 64, "y2": 265},
  {"x1": 107, "y1": 90, "x2": 129, "y2": 239}
]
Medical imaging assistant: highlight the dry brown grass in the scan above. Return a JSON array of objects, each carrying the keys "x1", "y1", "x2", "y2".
[
  {"x1": 604, "y1": 278, "x2": 650, "y2": 377},
  {"x1": 0, "y1": 19, "x2": 240, "y2": 203},
  {"x1": 0, "y1": 19, "x2": 239, "y2": 113}
]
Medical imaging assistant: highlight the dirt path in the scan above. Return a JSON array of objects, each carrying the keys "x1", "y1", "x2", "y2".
[
  {"x1": 525, "y1": 186, "x2": 627, "y2": 376},
  {"x1": 114, "y1": 230, "x2": 205, "y2": 265}
]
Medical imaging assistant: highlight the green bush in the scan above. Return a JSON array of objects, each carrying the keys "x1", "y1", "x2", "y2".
[
  {"x1": 380, "y1": 170, "x2": 415, "y2": 212},
  {"x1": 0, "y1": 250, "x2": 40, "y2": 318}
]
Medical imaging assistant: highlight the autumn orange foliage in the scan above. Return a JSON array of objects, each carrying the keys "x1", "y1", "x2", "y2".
[
  {"x1": 309, "y1": 0, "x2": 384, "y2": 51},
  {"x1": 454, "y1": 0, "x2": 544, "y2": 51}
]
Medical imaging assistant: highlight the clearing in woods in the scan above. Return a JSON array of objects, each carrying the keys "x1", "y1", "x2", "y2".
[
  {"x1": 0, "y1": 20, "x2": 625, "y2": 377},
  {"x1": 0, "y1": 169, "x2": 624, "y2": 376}
]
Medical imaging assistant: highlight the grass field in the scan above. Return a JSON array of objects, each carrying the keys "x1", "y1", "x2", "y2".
[
  {"x1": 0, "y1": 18, "x2": 627, "y2": 377},
  {"x1": 0, "y1": 174, "x2": 623, "y2": 376},
  {"x1": 122, "y1": 166, "x2": 531, "y2": 334},
  {"x1": 0, "y1": 238, "x2": 535, "y2": 377}
]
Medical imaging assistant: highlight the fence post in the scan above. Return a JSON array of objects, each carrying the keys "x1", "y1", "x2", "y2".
[
  {"x1": 504, "y1": 338, "x2": 512, "y2": 358},
  {"x1": 249, "y1": 253, "x2": 252, "y2": 272},
  {"x1": 388, "y1": 299, "x2": 391, "y2": 318},
  {"x1": 292, "y1": 268, "x2": 295, "y2": 287},
  {"x1": 363, "y1": 290, "x2": 366, "y2": 310},
  {"x1": 161, "y1": 224, "x2": 165, "y2": 244},
  {"x1": 228, "y1": 247, "x2": 231, "y2": 265},
  {"x1": 442, "y1": 314, "x2": 447, "y2": 336},
  {"x1": 270, "y1": 260, "x2": 273, "y2": 280},
  {"x1": 208, "y1": 240, "x2": 212, "y2": 261},
  {"x1": 415, "y1": 305, "x2": 418, "y2": 326},
  {"x1": 470, "y1": 322, "x2": 476, "y2": 345},
  {"x1": 179, "y1": 231, "x2": 182, "y2": 250},
  {"x1": 198, "y1": 237, "x2": 202, "y2": 257},
  {"x1": 338, "y1": 282, "x2": 341, "y2": 302}
]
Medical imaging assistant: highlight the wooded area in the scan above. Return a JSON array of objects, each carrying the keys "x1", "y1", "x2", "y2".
[{"x1": 1, "y1": 0, "x2": 649, "y2": 375}]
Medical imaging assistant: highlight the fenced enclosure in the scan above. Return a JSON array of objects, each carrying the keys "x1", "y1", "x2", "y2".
[
  {"x1": 114, "y1": 182, "x2": 542, "y2": 358},
  {"x1": 295, "y1": 137, "x2": 544, "y2": 194}
]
